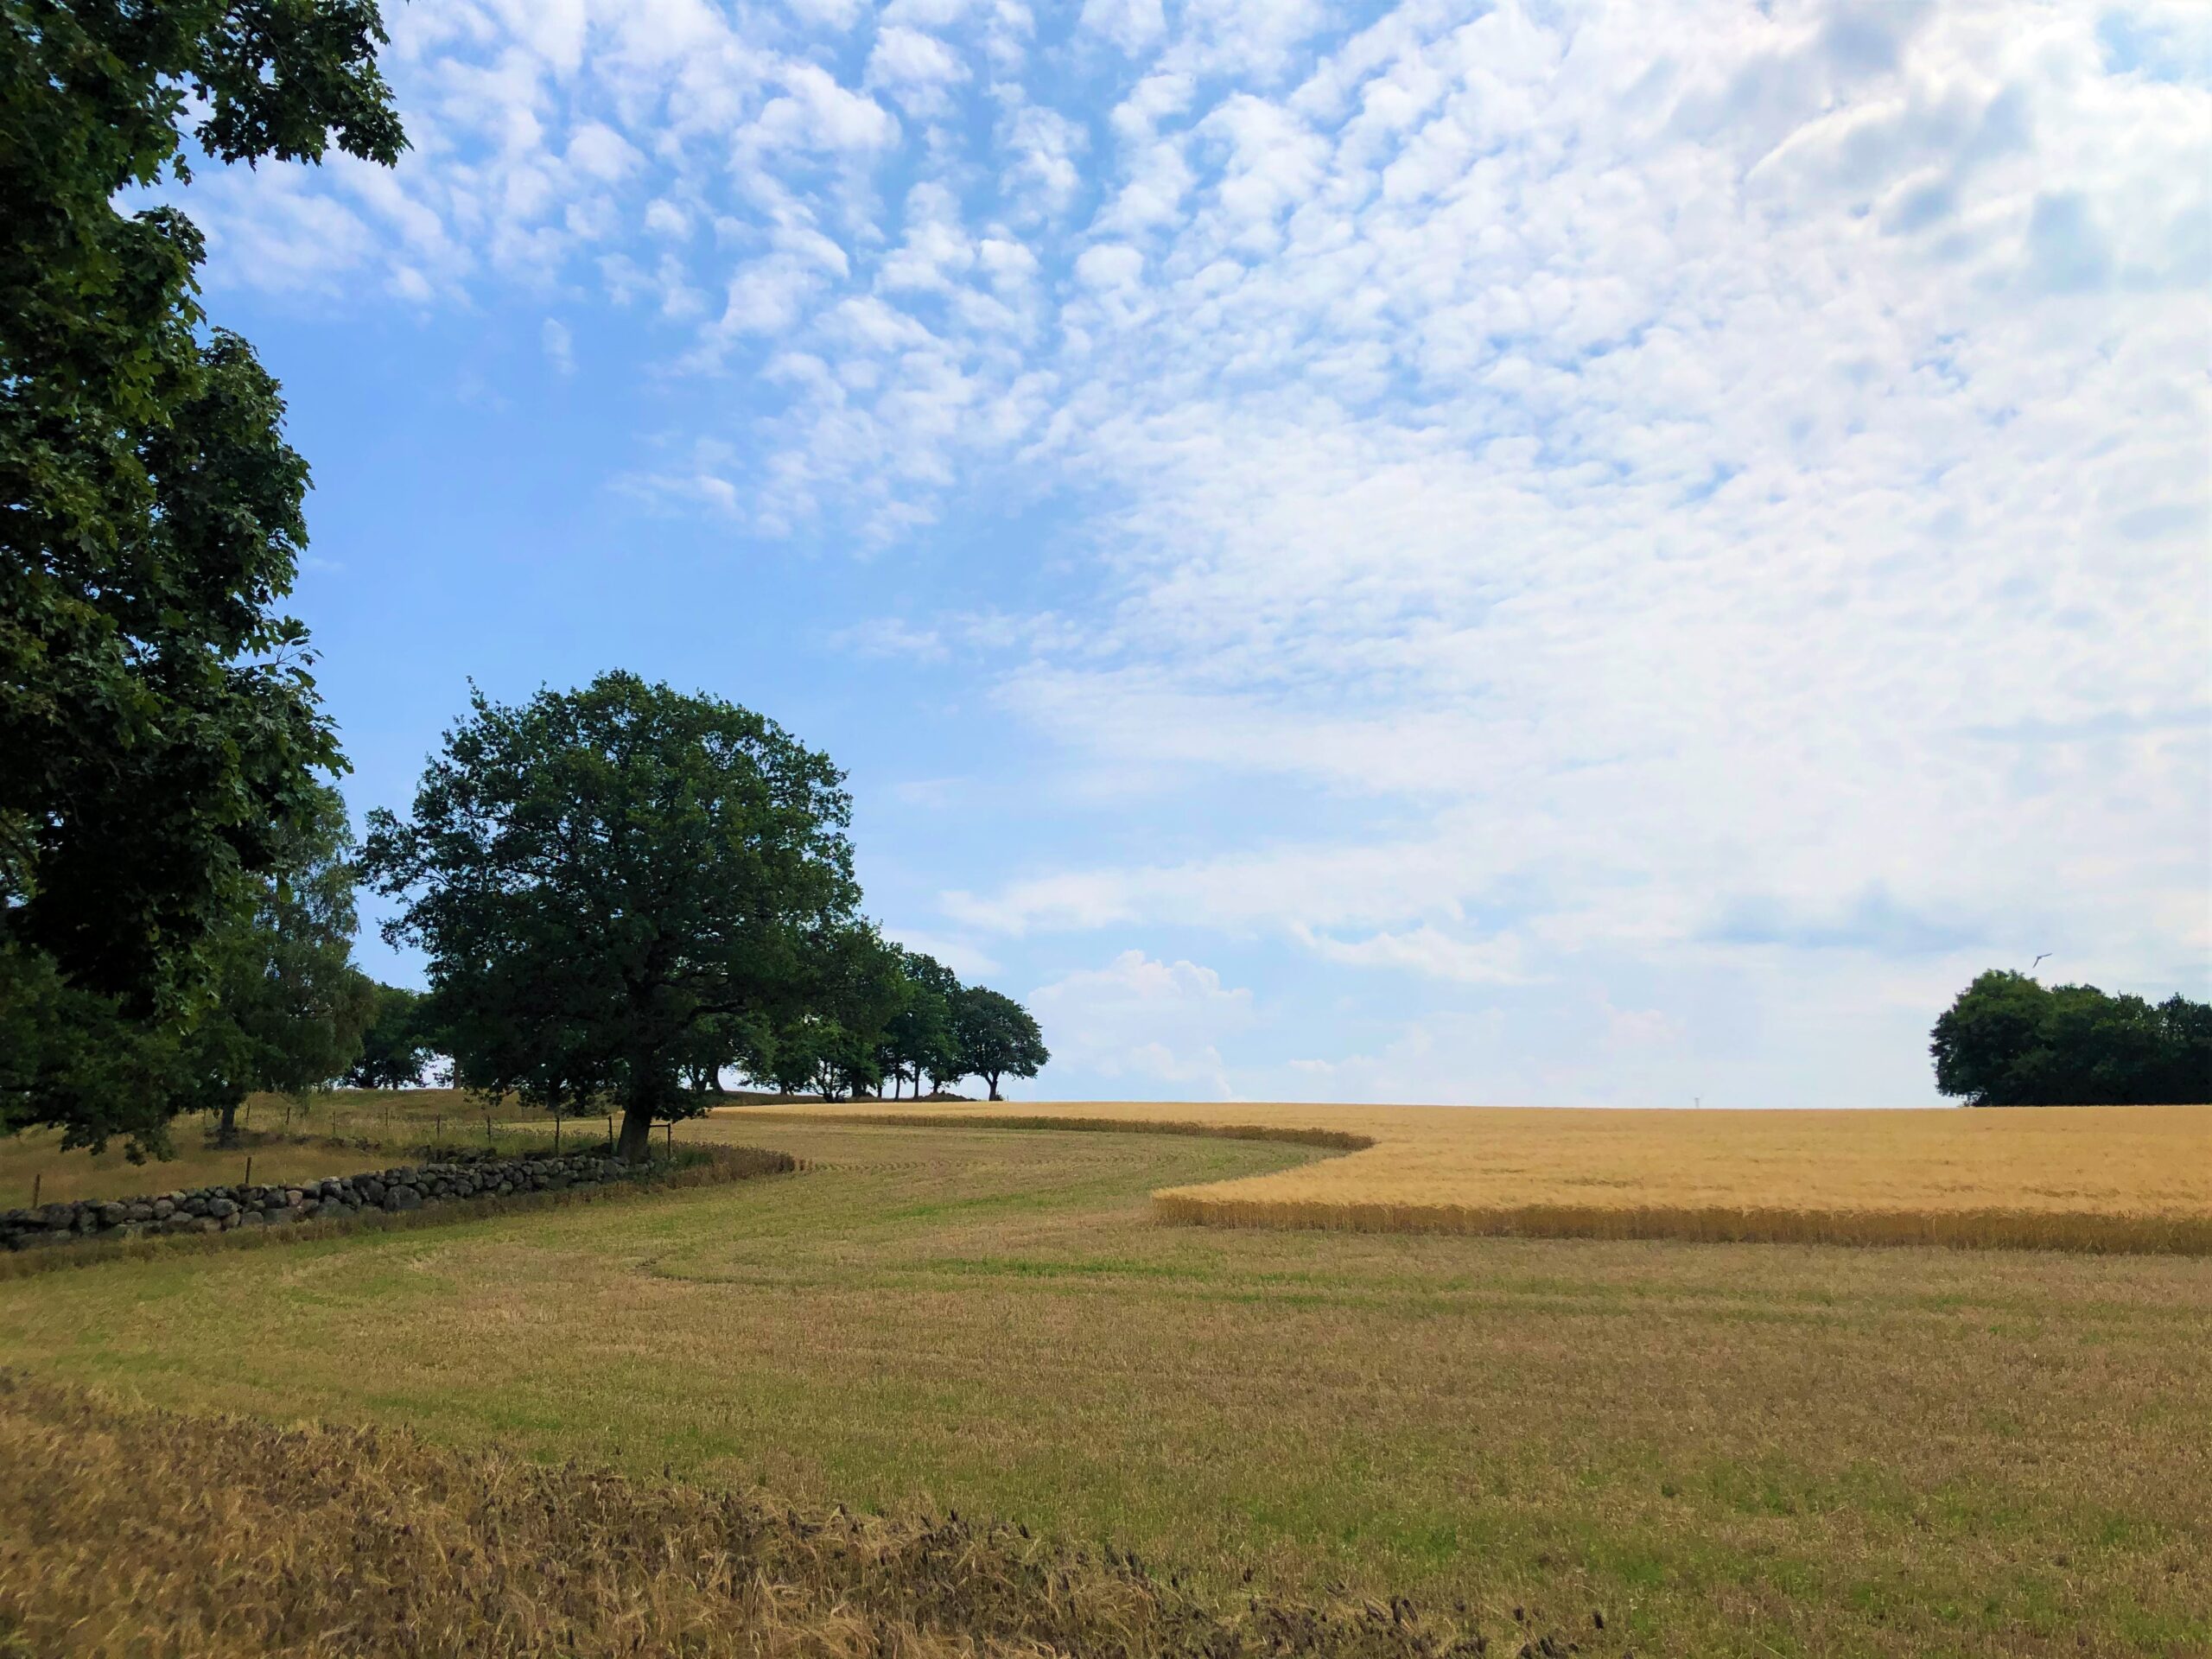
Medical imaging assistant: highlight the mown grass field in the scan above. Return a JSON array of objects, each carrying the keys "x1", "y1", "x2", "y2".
[
  {"x1": 3, "y1": 1114, "x2": 2207, "y2": 1656},
  {"x1": 760, "y1": 1100, "x2": 2212, "y2": 1253}
]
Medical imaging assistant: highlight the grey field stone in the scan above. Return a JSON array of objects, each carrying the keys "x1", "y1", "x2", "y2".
[{"x1": 4, "y1": 1147, "x2": 672, "y2": 1259}]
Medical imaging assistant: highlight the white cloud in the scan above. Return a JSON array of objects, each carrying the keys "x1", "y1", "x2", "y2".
[
  {"x1": 746, "y1": 62, "x2": 899, "y2": 156},
  {"x1": 867, "y1": 26, "x2": 970, "y2": 118},
  {"x1": 881, "y1": 926, "x2": 1001, "y2": 981},
  {"x1": 541, "y1": 316, "x2": 575, "y2": 372},
  {"x1": 1080, "y1": 0, "x2": 1166, "y2": 57},
  {"x1": 1074, "y1": 243, "x2": 1143, "y2": 289},
  {"x1": 1000, "y1": 99, "x2": 1088, "y2": 218},
  {"x1": 1300, "y1": 925, "x2": 1529, "y2": 986},
  {"x1": 169, "y1": 0, "x2": 2210, "y2": 1101},
  {"x1": 789, "y1": 0, "x2": 868, "y2": 29},
  {"x1": 1029, "y1": 950, "x2": 1255, "y2": 1096},
  {"x1": 566, "y1": 121, "x2": 641, "y2": 182}
]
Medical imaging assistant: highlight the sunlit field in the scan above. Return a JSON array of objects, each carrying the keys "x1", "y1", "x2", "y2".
[
  {"x1": 0, "y1": 1091, "x2": 563, "y2": 1208},
  {"x1": 750, "y1": 1101, "x2": 2212, "y2": 1254},
  {"x1": 3, "y1": 1116, "x2": 2208, "y2": 1656}
]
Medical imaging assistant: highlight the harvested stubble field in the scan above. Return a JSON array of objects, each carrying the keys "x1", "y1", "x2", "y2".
[
  {"x1": 761, "y1": 1100, "x2": 2212, "y2": 1254},
  {"x1": 2, "y1": 1115, "x2": 2208, "y2": 1656}
]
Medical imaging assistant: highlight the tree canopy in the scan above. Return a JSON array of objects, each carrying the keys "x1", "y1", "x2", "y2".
[
  {"x1": 344, "y1": 982, "x2": 434, "y2": 1089},
  {"x1": 363, "y1": 673, "x2": 867, "y2": 1161},
  {"x1": 878, "y1": 949, "x2": 961, "y2": 1098},
  {"x1": 956, "y1": 987, "x2": 1051, "y2": 1101},
  {"x1": 1, "y1": 1, "x2": 404, "y2": 1149},
  {"x1": 1932, "y1": 970, "x2": 2211, "y2": 1106}
]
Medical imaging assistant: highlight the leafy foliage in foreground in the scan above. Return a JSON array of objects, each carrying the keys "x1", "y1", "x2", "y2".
[
  {"x1": 0, "y1": 0, "x2": 404, "y2": 1151},
  {"x1": 0, "y1": 1371, "x2": 1496, "y2": 1658},
  {"x1": 1932, "y1": 970, "x2": 2211, "y2": 1106}
]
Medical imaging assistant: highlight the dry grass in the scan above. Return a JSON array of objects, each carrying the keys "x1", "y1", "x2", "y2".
[
  {"x1": 0, "y1": 1090, "x2": 715, "y2": 1208},
  {"x1": 4, "y1": 1119, "x2": 2207, "y2": 1656},
  {"x1": 0, "y1": 1371, "x2": 1493, "y2": 1659},
  {"x1": 738, "y1": 1101, "x2": 2212, "y2": 1255}
]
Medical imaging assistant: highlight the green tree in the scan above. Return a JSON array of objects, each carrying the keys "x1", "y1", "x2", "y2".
[
  {"x1": 954, "y1": 987, "x2": 1049, "y2": 1102},
  {"x1": 2151, "y1": 995, "x2": 2212, "y2": 1104},
  {"x1": 754, "y1": 926, "x2": 907, "y2": 1100},
  {"x1": 877, "y1": 948, "x2": 959, "y2": 1098},
  {"x1": 1932, "y1": 970, "x2": 2211, "y2": 1105},
  {"x1": 179, "y1": 785, "x2": 376, "y2": 1144},
  {"x1": 1, "y1": 1, "x2": 404, "y2": 1151},
  {"x1": 343, "y1": 982, "x2": 431, "y2": 1089},
  {"x1": 363, "y1": 673, "x2": 863, "y2": 1162}
]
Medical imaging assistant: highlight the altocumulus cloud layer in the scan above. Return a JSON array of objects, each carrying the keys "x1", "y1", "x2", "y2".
[{"x1": 188, "y1": 0, "x2": 2208, "y2": 1105}]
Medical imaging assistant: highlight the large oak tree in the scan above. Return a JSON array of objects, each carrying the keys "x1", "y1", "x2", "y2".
[
  {"x1": 2, "y1": 2, "x2": 404, "y2": 1149},
  {"x1": 364, "y1": 673, "x2": 863, "y2": 1161}
]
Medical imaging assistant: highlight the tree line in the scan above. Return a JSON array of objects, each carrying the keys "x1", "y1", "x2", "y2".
[
  {"x1": 345, "y1": 690, "x2": 1052, "y2": 1119},
  {"x1": 359, "y1": 674, "x2": 1048, "y2": 1162},
  {"x1": 1932, "y1": 970, "x2": 2209, "y2": 1107},
  {"x1": 2, "y1": 10, "x2": 1042, "y2": 1166}
]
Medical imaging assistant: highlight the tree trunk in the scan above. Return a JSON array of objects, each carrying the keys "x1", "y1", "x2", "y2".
[
  {"x1": 215, "y1": 1100, "x2": 241, "y2": 1147},
  {"x1": 986, "y1": 1073, "x2": 1002, "y2": 1101},
  {"x1": 616, "y1": 1100, "x2": 656, "y2": 1163}
]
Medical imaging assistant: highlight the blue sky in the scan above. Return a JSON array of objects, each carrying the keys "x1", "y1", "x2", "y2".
[{"x1": 172, "y1": 0, "x2": 2208, "y2": 1105}]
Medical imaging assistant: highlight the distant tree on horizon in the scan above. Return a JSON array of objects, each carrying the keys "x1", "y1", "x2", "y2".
[
  {"x1": 1932, "y1": 970, "x2": 2211, "y2": 1106},
  {"x1": 879, "y1": 950, "x2": 962, "y2": 1098},
  {"x1": 761, "y1": 925, "x2": 908, "y2": 1100},
  {"x1": 343, "y1": 983, "x2": 435, "y2": 1089},
  {"x1": 363, "y1": 673, "x2": 862, "y2": 1162},
  {"x1": 955, "y1": 988, "x2": 1050, "y2": 1102}
]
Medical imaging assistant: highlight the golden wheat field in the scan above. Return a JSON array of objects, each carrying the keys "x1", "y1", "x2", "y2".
[{"x1": 735, "y1": 1101, "x2": 2212, "y2": 1254}]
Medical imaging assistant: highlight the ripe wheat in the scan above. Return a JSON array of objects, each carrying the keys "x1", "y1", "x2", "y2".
[
  {"x1": 0, "y1": 1371, "x2": 1491, "y2": 1659},
  {"x1": 747, "y1": 1101, "x2": 2212, "y2": 1254}
]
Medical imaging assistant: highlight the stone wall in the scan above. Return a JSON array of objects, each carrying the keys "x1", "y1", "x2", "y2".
[{"x1": 1, "y1": 1150, "x2": 645, "y2": 1252}]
